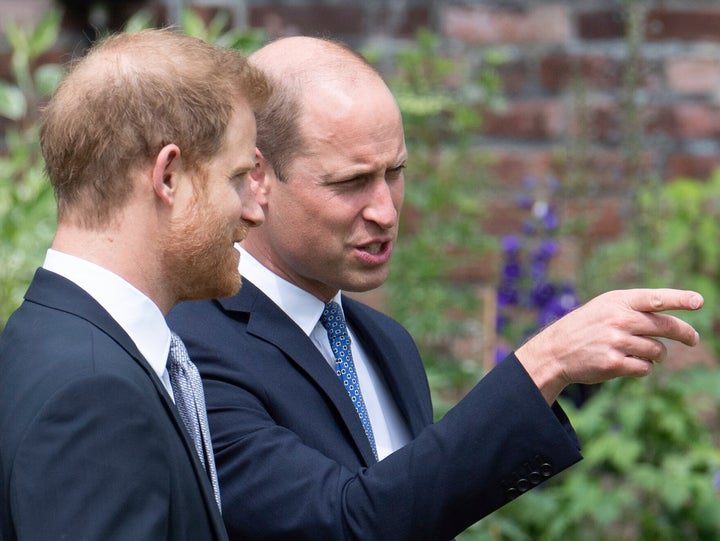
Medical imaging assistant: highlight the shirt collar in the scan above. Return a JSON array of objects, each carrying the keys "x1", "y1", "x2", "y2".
[
  {"x1": 43, "y1": 248, "x2": 171, "y2": 381},
  {"x1": 238, "y1": 245, "x2": 343, "y2": 336}
]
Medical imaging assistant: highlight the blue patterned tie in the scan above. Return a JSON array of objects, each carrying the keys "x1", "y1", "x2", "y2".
[
  {"x1": 167, "y1": 332, "x2": 222, "y2": 510},
  {"x1": 320, "y1": 301, "x2": 378, "y2": 460}
]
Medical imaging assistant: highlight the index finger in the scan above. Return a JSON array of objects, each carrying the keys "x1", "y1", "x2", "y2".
[{"x1": 623, "y1": 288, "x2": 704, "y2": 313}]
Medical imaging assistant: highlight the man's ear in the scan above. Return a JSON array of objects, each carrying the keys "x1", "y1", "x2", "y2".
[
  {"x1": 250, "y1": 148, "x2": 274, "y2": 206},
  {"x1": 152, "y1": 144, "x2": 183, "y2": 205}
]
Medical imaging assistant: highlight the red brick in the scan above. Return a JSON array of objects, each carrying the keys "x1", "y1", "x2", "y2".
[
  {"x1": 496, "y1": 58, "x2": 532, "y2": 97},
  {"x1": 540, "y1": 52, "x2": 623, "y2": 92},
  {"x1": 484, "y1": 147, "x2": 556, "y2": 185},
  {"x1": 441, "y1": 4, "x2": 571, "y2": 45},
  {"x1": 586, "y1": 101, "x2": 624, "y2": 144},
  {"x1": 576, "y1": 9, "x2": 625, "y2": 40},
  {"x1": 582, "y1": 102, "x2": 712, "y2": 144},
  {"x1": 445, "y1": 246, "x2": 499, "y2": 284},
  {"x1": 665, "y1": 153, "x2": 720, "y2": 181},
  {"x1": 671, "y1": 102, "x2": 720, "y2": 138},
  {"x1": 480, "y1": 99, "x2": 566, "y2": 140},
  {"x1": 377, "y1": 6, "x2": 431, "y2": 38},
  {"x1": 666, "y1": 56, "x2": 720, "y2": 95},
  {"x1": 646, "y1": 9, "x2": 720, "y2": 42},
  {"x1": 563, "y1": 198, "x2": 625, "y2": 239},
  {"x1": 552, "y1": 148, "x2": 657, "y2": 191},
  {"x1": 643, "y1": 103, "x2": 720, "y2": 139},
  {"x1": 249, "y1": 5, "x2": 365, "y2": 38},
  {"x1": 482, "y1": 197, "x2": 529, "y2": 235}
]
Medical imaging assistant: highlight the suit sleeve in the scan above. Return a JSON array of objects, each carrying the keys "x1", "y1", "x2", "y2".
[
  {"x1": 9, "y1": 373, "x2": 172, "y2": 540},
  {"x1": 188, "y1": 317, "x2": 582, "y2": 541}
]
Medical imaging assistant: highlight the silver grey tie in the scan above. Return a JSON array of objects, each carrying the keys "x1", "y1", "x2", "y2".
[{"x1": 167, "y1": 332, "x2": 222, "y2": 510}]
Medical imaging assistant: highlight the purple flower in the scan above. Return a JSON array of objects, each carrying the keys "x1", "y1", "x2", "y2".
[
  {"x1": 533, "y1": 239, "x2": 558, "y2": 262},
  {"x1": 502, "y1": 260, "x2": 522, "y2": 280},
  {"x1": 501, "y1": 235, "x2": 521, "y2": 254},
  {"x1": 542, "y1": 206, "x2": 559, "y2": 231},
  {"x1": 531, "y1": 282, "x2": 556, "y2": 309},
  {"x1": 497, "y1": 282, "x2": 520, "y2": 307},
  {"x1": 530, "y1": 259, "x2": 547, "y2": 280},
  {"x1": 516, "y1": 193, "x2": 534, "y2": 210}
]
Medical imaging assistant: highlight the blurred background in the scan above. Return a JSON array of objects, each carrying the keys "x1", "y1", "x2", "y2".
[{"x1": 2, "y1": 1, "x2": 720, "y2": 539}]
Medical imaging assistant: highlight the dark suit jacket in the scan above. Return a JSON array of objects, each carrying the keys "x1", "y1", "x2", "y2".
[
  {"x1": 0, "y1": 268, "x2": 227, "y2": 541},
  {"x1": 168, "y1": 280, "x2": 583, "y2": 541}
]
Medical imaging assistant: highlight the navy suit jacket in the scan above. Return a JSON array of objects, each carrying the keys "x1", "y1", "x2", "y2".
[
  {"x1": 169, "y1": 280, "x2": 582, "y2": 541},
  {"x1": 0, "y1": 269, "x2": 227, "y2": 541}
]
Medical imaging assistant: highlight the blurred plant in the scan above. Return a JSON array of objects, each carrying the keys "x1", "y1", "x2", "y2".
[
  {"x1": 585, "y1": 171, "x2": 720, "y2": 356},
  {"x1": 124, "y1": 8, "x2": 266, "y2": 53},
  {"x1": 465, "y1": 367, "x2": 720, "y2": 540},
  {"x1": 363, "y1": 29, "x2": 506, "y2": 415},
  {"x1": 494, "y1": 176, "x2": 580, "y2": 363},
  {"x1": 0, "y1": 9, "x2": 64, "y2": 330}
]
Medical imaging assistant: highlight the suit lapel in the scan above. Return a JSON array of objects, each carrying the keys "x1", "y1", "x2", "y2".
[
  {"x1": 25, "y1": 268, "x2": 226, "y2": 537},
  {"x1": 343, "y1": 299, "x2": 432, "y2": 437},
  {"x1": 218, "y1": 281, "x2": 378, "y2": 465}
]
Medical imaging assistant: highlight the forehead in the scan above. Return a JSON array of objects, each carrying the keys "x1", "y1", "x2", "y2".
[
  {"x1": 218, "y1": 102, "x2": 257, "y2": 160},
  {"x1": 296, "y1": 79, "x2": 407, "y2": 170}
]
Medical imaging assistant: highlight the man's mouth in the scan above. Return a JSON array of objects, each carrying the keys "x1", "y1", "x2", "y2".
[{"x1": 363, "y1": 242, "x2": 383, "y2": 255}]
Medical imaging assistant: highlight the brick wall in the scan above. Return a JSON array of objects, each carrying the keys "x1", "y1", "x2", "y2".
[{"x1": 3, "y1": 0, "x2": 720, "y2": 243}]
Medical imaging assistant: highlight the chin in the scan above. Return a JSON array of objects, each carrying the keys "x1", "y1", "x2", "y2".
[
  {"x1": 344, "y1": 275, "x2": 388, "y2": 294},
  {"x1": 210, "y1": 271, "x2": 242, "y2": 299},
  {"x1": 183, "y1": 269, "x2": 241, "y2": 302}
]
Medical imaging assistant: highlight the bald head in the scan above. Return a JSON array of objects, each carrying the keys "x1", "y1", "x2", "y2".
[
  {"x1": 249, "y1": 36, "x2": 394, "y2": 182},
  {"x1": 250, "y1": 36, "x2": 378, "y2": 85}
]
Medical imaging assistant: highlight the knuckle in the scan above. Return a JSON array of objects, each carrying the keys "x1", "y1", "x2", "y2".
[
  {"x1": 649, "y1": 292, "x2": 664, "y2": 311},
  {"x1": 648, "y1": 339, "x2": 665, "y2": 360}
]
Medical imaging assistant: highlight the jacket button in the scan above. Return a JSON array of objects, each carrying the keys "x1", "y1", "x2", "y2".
[
  {"x1": 506, "y1": 488, "x2": 519, "y2": 501},
  {"x1": 529, "y1": 471, "x2": 542, "y2": 485},
  {"x1": 540, "y1": 463, "x2": 553, "y2": 477},
  {"x1": 517, "y1": 478, "x2": 530, "y2": 492}
]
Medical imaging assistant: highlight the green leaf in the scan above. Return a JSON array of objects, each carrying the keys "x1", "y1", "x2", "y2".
[
  {"x1": 4, "y1": 23, "x2": 29, "y2": 56},
  {"x1": 181, "y1": 9, "x2": 207, "y2": 40},
  {"x1": 0, "y1": 82, "x2": 27, "y2": 120},
  {"x1": 28, "y1": 9, "x2": 62, "y2": 58},
  {"x1": 123, "y1": 9, "x2": 155, "y2": 32},
  {"x1": 33, "y1": 64, "x2": 63, "y2": 97}
]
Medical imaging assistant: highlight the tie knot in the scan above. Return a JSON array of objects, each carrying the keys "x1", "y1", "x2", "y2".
[
  {"x1": 320, "y1": 301, "x2": 345, "y2": 332},
  {"x1": 167, "y1": 332, "x2": 191, "y2": 372}
]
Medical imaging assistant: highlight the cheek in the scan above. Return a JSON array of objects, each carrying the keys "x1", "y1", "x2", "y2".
[{"x1": 392, "y1": 181, "x2": 405, "y2": 209}]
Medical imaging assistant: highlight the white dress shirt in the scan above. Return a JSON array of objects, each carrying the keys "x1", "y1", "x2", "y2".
[
  {"x1": 239, "y1": 247, "x2": 411, "y2": 460},
  {"x1": 43, "y1": 249, "x2": 174, "y2": 397}
]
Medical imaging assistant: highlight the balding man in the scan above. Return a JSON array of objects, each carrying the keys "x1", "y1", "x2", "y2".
[
  {"x1": 0, "y1": 29, "x2": 270, "y2": 540},
  {"x1": 168, "y1": 36, "x2": 703, "y2": 541}
]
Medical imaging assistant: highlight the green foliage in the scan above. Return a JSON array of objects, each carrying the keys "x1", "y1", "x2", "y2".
[
  {"x1": 463, "y1": 368, "x2": 720, "y2": 540},
  {"x1": 123, "y1": 8, "x2": 267, "y2": 54},
  {"x1": 585, "y1": 171, "x2": 720, "y2": 355},
  {"x1": 178, "y1": 9, "x2": 266, "y2": 54},
  {"x1": 0, "y1": 9, "x2": 63, "y2": 330}
]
